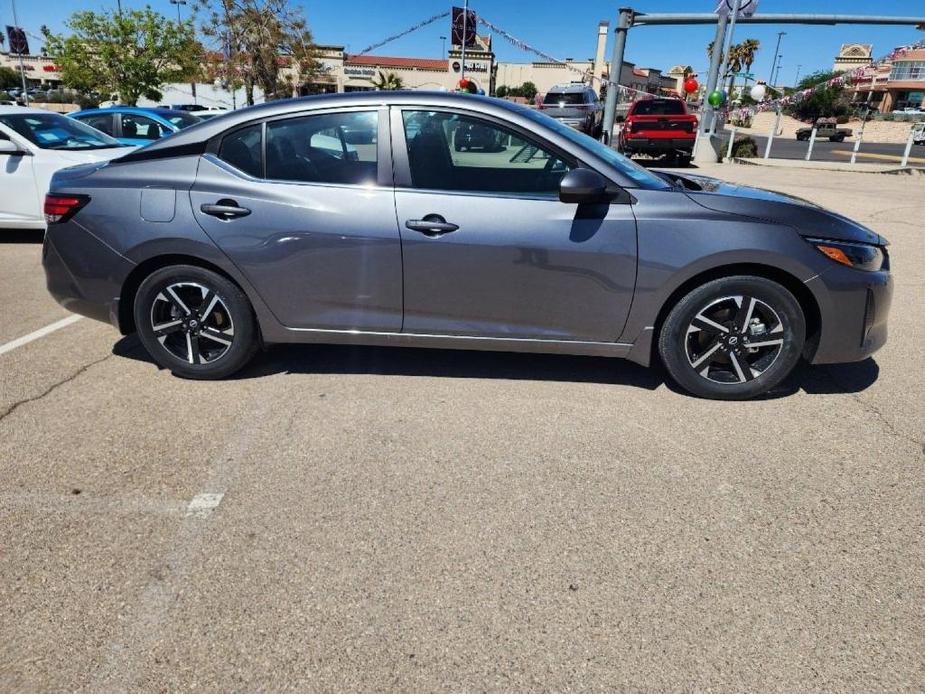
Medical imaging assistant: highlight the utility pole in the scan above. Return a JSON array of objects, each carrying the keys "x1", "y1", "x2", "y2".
[
  {"x1": 460, "y1": 0, "x2": 468, "y2": 82},
  {"x1": 601, "y1": 7, "x2": 634, "y2": 143},
  {"x1": 10, "y1": 0, "x2": 30, "y2": 104},
  {"x1": 769, "y1": 31, "x2": 786, "y2": 86},
  {"x1": 772, "y1": 54, "x2": 783, "y2": 86}
]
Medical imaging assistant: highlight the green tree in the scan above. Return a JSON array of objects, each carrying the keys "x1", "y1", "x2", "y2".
[
  {"x1": 371, "y1": 71, "x2": 403, "y2": 90},
  {"x1": 42, "y1": 8, "x2": 201, "y2": 105},
  {"x1": 197, "y1": 0, "x2": 318, "y2": 105},
  {"x1": 520, "y1": 81, "x2": 538, "y2": 102},
  {"x1": 494, "y1": 85, "x2": 509, "y2": 98},
  {"x1": 0, "y1": 66, "x2": 21, "y2": 91},
  {"x1": 786, "y1": 70, "x2": 851, "y2": 122}
]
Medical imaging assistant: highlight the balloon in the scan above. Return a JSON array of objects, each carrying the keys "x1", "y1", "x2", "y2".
[
  {"x1": 707, "y1": 90, "x2": 726, "y2": 107},
  {"x1": 683, "y1": 78, "x2": 699, "y2": 94},
  {"x1": 477, "y1": 88, "x2": 485, "y2": 95},
  {"x1": 750, "y1": 84, "x2": 767, "y2": 101},
  {"x1": 458, "y1": 78, "x2": 469, "y2": 89}
]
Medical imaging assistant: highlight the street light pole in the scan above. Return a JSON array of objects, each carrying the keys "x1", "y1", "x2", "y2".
[
  {"x1": 773, "y1": 55, "x2": 783, "y2": 86},
  {"x1": 460, "y1": 0, "x2": 468, "y2": 82},
  {"x1": 439, "y1": 36, "x2": 446, "y2": 60},
  {"x1": 794, "y1": 64, "x2": 802, "y2": 86},
  {"x1": 170, "y1": 0, "x2": 187, "y2": 27},
  {"x1": 10, "y1": 0, "x2": 30, "y2": 104},
  {"x1": 769, "y1": 31, "x2": 786, "y2": 86}
]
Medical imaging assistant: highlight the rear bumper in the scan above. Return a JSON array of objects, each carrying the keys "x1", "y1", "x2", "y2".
[
  {"x1": 622, "y1": 136, "x2": 695, "y2": 154},
  {"x1": 807, "y1": 264, "x2": 893, "y2": 364},
  {"x1": 43, "y1": 222, "x2": 135, "y2": 328}
]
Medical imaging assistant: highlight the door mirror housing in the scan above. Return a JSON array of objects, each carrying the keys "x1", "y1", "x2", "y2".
[
  {"x1": 0, "y1": 139, "x2": 28, "y2": 156},
  {"x1": 559, "y1": 168, "x2": 608, "y2": 204}
]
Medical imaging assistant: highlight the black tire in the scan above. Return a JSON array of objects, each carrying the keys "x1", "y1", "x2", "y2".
[
  {"x1": 134, "y1": 264, "x2": 259, "y2": 379},
  {"x1": 677, "y1": 153, "x2": 692, "y2": 167},
  {"x1": 658, "y1": 276, "x2": 806, "y2": 400},
  {"x1": 796, "y1": 133, "x2": 808, "y2": 141},
  {"x1": 830, "y1": 135, "x2": 845, "y2": 143}
]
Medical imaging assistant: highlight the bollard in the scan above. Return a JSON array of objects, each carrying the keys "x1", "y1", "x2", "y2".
[
  {"x1": 850, "y1": 125, "x2": 865, "y2": 164},
  {"x1": 900, "y1": 126, "x2": 915, "y2": 168},
  {"x1": 763, "y1": 108, "x2": 781, "y2": 160},
  {"x1": 805, "y1": 127, "x2": 818, "y2": 161},
  {"x1": 726, "y1": 125, "x2": 737, "y2": 160}
]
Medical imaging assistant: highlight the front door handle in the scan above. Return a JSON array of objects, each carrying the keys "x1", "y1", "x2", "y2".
[
  {"x1": 200, "y1": 199, "x2": 251, "y2": 220},
  {"x1": 405, "y1": 214, "x2": 459, "y2": 237}
]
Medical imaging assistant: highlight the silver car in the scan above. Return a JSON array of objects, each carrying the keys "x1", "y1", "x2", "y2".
[{"x1": 43, "y1": 92, "x2": 892, "y2": 399}]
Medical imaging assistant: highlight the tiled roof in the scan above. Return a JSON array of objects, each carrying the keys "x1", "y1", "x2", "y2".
[{"x1": 344, "y1": 54, "x2": 448, "y2": 71}]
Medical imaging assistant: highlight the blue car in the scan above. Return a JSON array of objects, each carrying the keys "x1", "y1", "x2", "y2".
[{"x1": 70, "y1": 107, "x2": 202, "y2": 146}]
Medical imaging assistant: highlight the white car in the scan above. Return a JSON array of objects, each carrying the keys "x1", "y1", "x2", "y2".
[
  {"x1": 0, "y1": 106, "x2": 133, "y2": 229},
  {"x1": 913, "y1": 122, "x2": 925, "y2": 146}
]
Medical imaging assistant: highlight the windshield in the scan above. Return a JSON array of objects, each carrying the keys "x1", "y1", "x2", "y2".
[
  {"x1": 162, "y1": 111, "x2": 202, "y2": 129},
  {"x1": 520, "y1": 107, "x2": 671, "y2": 190},
  {"x1": 543, "y1": 92, "x2": 584, "y2": 105},
  {"x1": 632, "y1": 99, "x2": 686, "y2": 116},
  {"x1": 0, "y1": 113, "x2": 124, "y2": 150}
]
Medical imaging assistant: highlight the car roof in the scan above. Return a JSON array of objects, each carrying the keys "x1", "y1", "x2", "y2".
[
  {"x1": 546, "y1": 83, "x2": 592, "y2": 93},
  {"x1": 125, "y1": 91, "x2": 536, "y2": 154},
  {"x1": 73, "y1": 106, "x2": 195, "y2": 118}
]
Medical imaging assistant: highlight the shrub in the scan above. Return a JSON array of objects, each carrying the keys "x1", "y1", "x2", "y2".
[
  {"x1": 835, "y1": 115, "x2": 849, "y2": 124},
  {"x1": 732, "y1": 135, "x2": 758, "y2": 158}
]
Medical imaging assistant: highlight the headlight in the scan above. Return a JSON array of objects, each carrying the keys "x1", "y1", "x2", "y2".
[{"x1": 805, "y1": 238, "x2": 886, "y2": 272}]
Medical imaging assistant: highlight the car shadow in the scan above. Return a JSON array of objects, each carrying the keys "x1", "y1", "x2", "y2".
[
  {"x1": 113, "y1": 336, "x2": 880, "y2": 397},
  {"x1": 113, "y1": 336, "x2": 663, "y2": 389},
  {"x1": 1, "y1": 229, "x2": 45, "y2": 243}
]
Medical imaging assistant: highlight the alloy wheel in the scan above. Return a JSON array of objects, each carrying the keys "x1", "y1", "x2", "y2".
[
  {"x1": 685, "y1": 295, "x2": 785, "y2": 384},
  {"x1": 149, "y1": 282, "x2": 235, "y2": 365}
]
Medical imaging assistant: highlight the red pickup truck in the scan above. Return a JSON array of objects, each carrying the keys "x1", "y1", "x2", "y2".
[{"x1": 617, "y1": 97, "x2": 699, "y2": 166}]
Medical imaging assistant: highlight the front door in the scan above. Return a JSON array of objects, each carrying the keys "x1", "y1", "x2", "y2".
[
  {"x1": 191, "y1": 108, "x2": 402, "y2": 332},
  {"x1": 392, "y1": 109, "x2": 637, "y2": 342},
  {"x1": 0, "y1": 127, "x2": 38, "y2": 226}
]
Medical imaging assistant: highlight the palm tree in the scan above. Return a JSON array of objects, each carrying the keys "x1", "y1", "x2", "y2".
[{"x1": 371, "y1": 71, "x2": 403, "y2": 91}]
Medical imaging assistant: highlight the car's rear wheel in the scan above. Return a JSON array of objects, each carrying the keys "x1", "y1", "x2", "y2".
[
  {"x1": 658, "y1": 276, "x2": 806, "y2": 400},
  {"x1": 134, "y1": 265, "x2": 258, "y2": 379}
]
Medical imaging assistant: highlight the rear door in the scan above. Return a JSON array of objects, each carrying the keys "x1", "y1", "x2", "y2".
[
  {"x1": 392, "y1": 108, "x2": 637, "y2": 342},
  {"x1": 190, "y1": 107, "x2": 403, "y2": 332}
]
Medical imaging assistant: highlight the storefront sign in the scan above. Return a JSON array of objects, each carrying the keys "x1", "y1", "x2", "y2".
[
  {"x1": 345, "y1": 66, "x2": 376, "y2": 79},
  {"x1": 452, "y1": 60, "x2": 488, "y2": 73}
]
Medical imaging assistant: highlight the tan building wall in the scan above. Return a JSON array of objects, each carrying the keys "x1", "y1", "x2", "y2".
[{"x1": 0, "y1": 51, "x2": 63, "y2": 88}]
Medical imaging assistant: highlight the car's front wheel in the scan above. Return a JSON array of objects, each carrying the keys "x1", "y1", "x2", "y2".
[
  {"x1": 658, "y1": 276, "x2": 806, "y2": 400},
  {"x1": 134, "y1": 265, "x2": 258, "y2": 379}
]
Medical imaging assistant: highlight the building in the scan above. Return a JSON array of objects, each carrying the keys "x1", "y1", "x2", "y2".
[
  {"x1": 833, "y1": 43, "x2": 873, "y2": 73},
  {"x1": 848, "y1": 46, "x2": 925, "y2": 113},
  {"x1": 0, "y1": 50, "x2": 63, "y2": 90}
]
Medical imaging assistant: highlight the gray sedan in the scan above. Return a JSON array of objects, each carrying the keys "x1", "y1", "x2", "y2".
[{"x1": 42, "y1": 92, "x2": 891, "y2": 399}]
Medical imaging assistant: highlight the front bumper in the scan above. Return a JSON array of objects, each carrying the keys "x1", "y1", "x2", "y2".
[
  {"x1": 807, "y1": 263, "x2": 893, "y2": 364},
  {"x1": 623, "y1": 136, "x2": 695, "y2": 154},
  {"x1": 43, "y1": 222, "x2": 135, "y2": 329}
]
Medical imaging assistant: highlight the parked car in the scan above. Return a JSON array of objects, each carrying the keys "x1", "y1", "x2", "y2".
[
  {"x1": 912, "y1": 122, "x2": 925, "y2": 145},
  {"x1": 617, "y1": 97, "x2": 698, "y2": 166},
  {"x1": 796, "y1": 119, "x2": 852, "y2": 142},
  {"x1": 42, "y1": 92, "x2": 892, "y2": 399},
  {"x1": 539, "y1": 83, "x2": 603, "y2": 137},
  {"x1": 70, "y1": 107, "x2": 202, "y2": 146},
  {"x1": 0, "y1": 106, "x2": 132, "y2": 230},
  {"x1": 454, "y1": 122, "x2": 505, "y2": 151}
]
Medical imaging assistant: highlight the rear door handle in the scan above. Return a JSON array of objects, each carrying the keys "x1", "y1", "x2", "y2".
[
  {"x1": 405, "y1": 214, "x2": 459, "y2": 237},
  {"x1": 200, "y1": 199, "x2": 251, "y2": 220}
]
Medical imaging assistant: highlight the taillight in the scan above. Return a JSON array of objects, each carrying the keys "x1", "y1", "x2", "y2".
[{"x1": 44, "y1": 194, "x2": 89, "y2": 224}]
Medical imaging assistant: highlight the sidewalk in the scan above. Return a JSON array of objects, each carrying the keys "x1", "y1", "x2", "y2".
[{"x1": 729, "y1": 157, "x2": 925, "y2": 175}]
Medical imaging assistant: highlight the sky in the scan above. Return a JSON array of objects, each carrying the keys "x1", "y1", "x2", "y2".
[{"x1": 4, "y1": 0, "x2": 925, "y2": 86}]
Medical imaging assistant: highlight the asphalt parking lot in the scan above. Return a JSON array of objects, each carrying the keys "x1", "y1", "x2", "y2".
[{"x1": 1, "y1": 164, "x2": 923, "y2": 690}]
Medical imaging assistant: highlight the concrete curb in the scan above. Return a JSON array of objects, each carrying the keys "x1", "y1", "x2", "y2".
[{"x1": 731, "y1": 158, "x2": 925, "y2": 176}]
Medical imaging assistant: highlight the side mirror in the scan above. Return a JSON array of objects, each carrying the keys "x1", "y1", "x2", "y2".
[
  {"x1": 0, "y1": 140, "x2": 28, "y2": 156},
  {"x1": 559, "y1": 168, "x2": 608, "y2": 204}
]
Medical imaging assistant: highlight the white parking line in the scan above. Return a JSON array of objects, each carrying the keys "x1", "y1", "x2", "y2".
[
  {"x1": 186, "y1": 492, "x2": 224, "y2": 519},
  {"x1": 0, "y1": 315, "x2": 82, "y2": 356}
]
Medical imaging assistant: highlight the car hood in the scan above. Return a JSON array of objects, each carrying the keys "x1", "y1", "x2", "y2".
[{"x1": 663, "y1": 171, "x2": 884, "y2": 246}]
